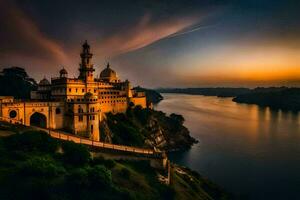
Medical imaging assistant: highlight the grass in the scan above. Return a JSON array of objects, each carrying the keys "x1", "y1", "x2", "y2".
[{"x1": 0, "y1": 122, "x2": 230, "y2": 200}]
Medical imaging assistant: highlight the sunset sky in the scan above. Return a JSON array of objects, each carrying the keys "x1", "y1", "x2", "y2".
[{"x1": 0, "y1": 0, "x2": 299, "y2": 88}]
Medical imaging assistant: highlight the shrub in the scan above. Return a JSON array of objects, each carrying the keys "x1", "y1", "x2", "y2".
[
  {"x1": 119, "y1": 168, "x2": 131, "y2": 179},
  {"x1": 159, "y1": 185, "x2": 175, "y2": 200},
  {"x1": 66, "y1": 168, "x2": 89, "y2": 188},
  {"x1": 92, "y1": 157, "x2": 116, "y2": 169},
  {"x1": 170, "y1": 113, "x2": 184, "y2": 125},
  {"x1": 87, "y1": 165, "x2": 112, "y2": 188},
  {"x1": 3, "y1": 130, "x2": 58, "y2": 153},
  {"x1": 62, "y1": 141, "x2": 90, "y2": 166},
  {"x1": 17, "y1": 156, "x2": 66, "y2": 177}
]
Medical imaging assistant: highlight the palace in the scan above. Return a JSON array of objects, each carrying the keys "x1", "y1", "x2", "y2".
[{"x1": 0, "y1": 41, "x2": 147, "y2": 141}]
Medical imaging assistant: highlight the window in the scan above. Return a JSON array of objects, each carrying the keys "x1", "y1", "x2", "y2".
[
  {"x1": 76, "y1": 88, "x2": 78, "y2": 92},
  {"x1": 79, "y1": 116, "x2": 83, "y2": 122},
  {"x1": 82, "y1": 89, "x2": 85, "y2": 93},
  {"x1": 9, "y1": 110, "x2": 17, "y2": 118},
  {"x1": 55, "y1": 108, "x2": 61, "y2": 114},
  {"x1": 69, "y1": 88, "x2": 71, "y2": 92},
  {"x1": 78, "y1": 105, "x2": 83, "y2": 113}
]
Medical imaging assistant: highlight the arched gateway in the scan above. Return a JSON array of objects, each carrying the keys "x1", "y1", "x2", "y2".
[{"x1": 30, "y1": 112, "x2": 47, "y2": 128}]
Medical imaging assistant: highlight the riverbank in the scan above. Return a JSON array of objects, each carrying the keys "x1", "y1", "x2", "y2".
[
  {"x1": 156, "y1": 93, "x2": 300, "y2": 200},
  {"x1": 156, "y1": 87, "x2": 300, "y2": 112}
]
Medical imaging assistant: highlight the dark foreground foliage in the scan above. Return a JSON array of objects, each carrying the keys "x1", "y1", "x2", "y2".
[
  {"x1": 0, "y1": 131, "x2": 130, "y2": 200},
  {"x1": 0, "y1": 67, "x2": 37, "y2": 99},
  {"x1": 0, "y1": 130, "x2": 178, "y2": 200}
]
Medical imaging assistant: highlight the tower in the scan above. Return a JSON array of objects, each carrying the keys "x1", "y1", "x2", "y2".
[
  {"x1": 124, "y1": 79, "x2": 133, "y2": 98},
  {"x1": 79, "y1": 40, "x2": 95, "y2": 82}
]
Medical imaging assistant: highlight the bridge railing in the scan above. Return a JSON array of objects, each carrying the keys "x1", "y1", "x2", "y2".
[
  {"x1": 0, "y1": 117, "x2": 161, "y2": 156},
  {"x1": 45, "y1": 128, "x2": 156, "y2": 155}
]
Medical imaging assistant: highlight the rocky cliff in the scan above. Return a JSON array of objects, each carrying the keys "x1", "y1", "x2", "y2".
[{"x1": 100, "y1": 106, "x2": 197, "y2": 151}]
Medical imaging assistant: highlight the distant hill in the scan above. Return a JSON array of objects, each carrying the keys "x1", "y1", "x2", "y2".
[
  {"x1": 157, "y1": 87, "x2": 300, "y2": 112},
  {"x1": 0, "y1": 67, "x2": 37, "y2": 99},
  {"x1": 233, "y1": 87, "x2": 300, "y2": 112},
  {"x1": 156, "y1": 87, "x2": 250, "y2": 97},
  {"x1": 134, "y1": 86, "x2": 163, "y2": 104}
]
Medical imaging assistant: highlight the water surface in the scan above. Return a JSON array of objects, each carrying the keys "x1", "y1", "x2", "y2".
[{"x1": 155, "y1": 93, "x2": 300, "y2": 200}]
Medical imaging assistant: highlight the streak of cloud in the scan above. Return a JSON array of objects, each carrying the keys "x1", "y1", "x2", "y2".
[
  {"x1": 164, "y1": 23, "x2": 218, "y2": 40},
  {"x1": 94, "y1": 13, "x2": 203, "y2": 58},
  {"x1": 0, "y1": 0, "x2": 69, "y2": 70}
]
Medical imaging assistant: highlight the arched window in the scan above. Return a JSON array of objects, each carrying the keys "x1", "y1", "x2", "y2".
[{"x1": 55, "y1": 108, "x2": 61, "y2": 114}]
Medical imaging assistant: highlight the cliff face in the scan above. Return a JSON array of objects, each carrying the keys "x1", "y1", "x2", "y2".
[
  {"x1": 101, "y1": 106, "x2": 197, "y2": 151},
  {"x1": 100, "y1": 120, "x2": 113, "y2": 143}
]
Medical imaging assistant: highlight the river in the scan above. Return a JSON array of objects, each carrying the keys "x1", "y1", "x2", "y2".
[{"x1": 155, "y1": 93, "x2": 300, "y2": 200}]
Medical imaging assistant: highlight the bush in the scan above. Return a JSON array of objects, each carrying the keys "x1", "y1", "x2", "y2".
[
  {"x1": 66, "y1": 168, "x2": 89, "y2": 188},
  {"x1": 62, "y1": 141, "x2": 90, "y2": 166},
  {"x1": 133, "y1": 106, "x2": 150, "y2": 125},
  {"x1": 17, "y1": 156, "x2": 66, "y2": 177},
  {"x1": 119, "y1": 168, "x2": 131, "y2": 179},
  {"x1": 159, "y1": 185, "x2": 175, "y2": 200},
  {"x1": 88, "y1": 165, "x2": 112, "y2": 188},
  {"x1": 92, "y1": 156, "x2": 116, "y2": 169},
  {"x1": 170, "y1": 113, "x2": 184, "y2": 125},
  {"x1": 3, "y1": 130, "x2": 58, "y2": 153}
]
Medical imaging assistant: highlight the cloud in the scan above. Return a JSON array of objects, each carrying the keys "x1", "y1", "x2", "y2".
[
  {"x1": 94, "y1": 13, "x2": 202, "y2": 58},
  {"x1": 0, "y1": 0, "x2": 69, "y2": 70}
]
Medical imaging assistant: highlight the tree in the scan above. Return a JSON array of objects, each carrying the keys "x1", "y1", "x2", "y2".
[{"x1": 62, "y1": 141, "x2": 90, "y2": 166}]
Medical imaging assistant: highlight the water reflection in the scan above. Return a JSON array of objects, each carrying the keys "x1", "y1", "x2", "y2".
[{"x1": 156, "y1": 94, "x2": 300, "y2": 200}]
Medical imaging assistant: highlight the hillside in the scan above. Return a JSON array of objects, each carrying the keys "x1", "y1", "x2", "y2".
[
  {"x1": 233, "y1": 87, "x2": 300, "y2": 111},
  {"x1": 0, "y1": 124, "x2": 230, "y2": 200},
  {"x1": 100, "y1": 106, "x2": 197, "y2": 151},
  {"x1": 156, "y1": 88, "x2": 250, "y2": 97}
]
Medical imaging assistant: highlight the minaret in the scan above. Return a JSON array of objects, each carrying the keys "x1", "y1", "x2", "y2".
[{"x1": 78, "y1": 40, "x2": 95, "y2": 82}]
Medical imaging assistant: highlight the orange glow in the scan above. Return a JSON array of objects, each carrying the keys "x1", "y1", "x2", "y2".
[{"x1": 173, "y1": 44, "x2": 300, "y2": 86}]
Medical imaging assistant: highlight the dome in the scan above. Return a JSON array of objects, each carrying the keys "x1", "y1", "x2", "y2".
[
  {"x1": 39, "y1": 77, "x2": 50, "y2": 85},
  {"x1": 100, "y1": 63, "x2": 118, "y2": 81},
  {"x1": 60, "y1": 68, "x2": 68, "y2": 75}
]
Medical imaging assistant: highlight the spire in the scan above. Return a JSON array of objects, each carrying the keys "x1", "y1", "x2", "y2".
[
  {"x1": 107, "y1": 62, "x2": 110, "y2": 68},
  {"x1": 79, "y1": 41, "x2": 95, "y2": 81}
]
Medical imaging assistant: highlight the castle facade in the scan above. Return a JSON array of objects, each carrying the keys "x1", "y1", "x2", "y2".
[{"x1": 0, "y1": 41, "x2": 147, "y2": 141}]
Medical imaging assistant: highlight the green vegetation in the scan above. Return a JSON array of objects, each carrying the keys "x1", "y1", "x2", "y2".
[
  {"x1": 104, "y1": 106, "x2": 197, "y2": 150},
  {"x1": 0, "y1": 129, "x2": 228, "y2": 200},
  {"x1": 0, "y1": 67, "x2": 37, "y2": 99}
]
